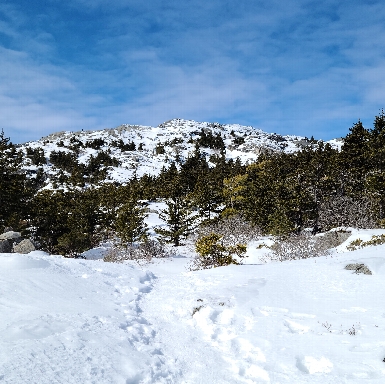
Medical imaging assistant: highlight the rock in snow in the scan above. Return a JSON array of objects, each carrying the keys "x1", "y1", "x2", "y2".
[
  {"x1": 0, "y1": 231, "x2": 21, "y2": 240},
  {"x1": 12, "y1": 239, "x2": 36, "y2": 254},
  {"x1": 0, "y1": 239, "x2": 11, "y2": 253}
]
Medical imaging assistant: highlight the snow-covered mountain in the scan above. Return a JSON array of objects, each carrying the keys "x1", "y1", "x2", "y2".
[{"x1": 19, "y1": 118, "x2": 342, "y2": 186}]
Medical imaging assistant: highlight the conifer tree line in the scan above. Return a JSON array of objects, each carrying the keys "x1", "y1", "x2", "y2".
[{"x1": 1, "y1": 111, "x2": 385, "y2": 257}]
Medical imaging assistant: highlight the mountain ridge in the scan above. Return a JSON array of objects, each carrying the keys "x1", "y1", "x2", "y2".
[{"x1": 19, "y1": 118, "x2": 342, "y2": 188}]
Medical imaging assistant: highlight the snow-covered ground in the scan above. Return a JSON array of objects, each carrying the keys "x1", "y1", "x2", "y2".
[{"x1": 1, "y1": 229, "x2": 385, "y2": 383}]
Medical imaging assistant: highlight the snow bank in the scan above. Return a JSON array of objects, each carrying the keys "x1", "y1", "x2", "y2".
[{"x1": 1, "y1": 238, "x2": 385, "y2": 383}]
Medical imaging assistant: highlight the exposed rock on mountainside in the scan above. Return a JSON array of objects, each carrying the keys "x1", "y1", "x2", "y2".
[{"x1": 19, "y1": 118, "x2": 341, "y2": 189}]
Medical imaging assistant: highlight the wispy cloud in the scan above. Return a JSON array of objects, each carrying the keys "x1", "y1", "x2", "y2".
[{"x1": 1, "y1": 0, "x2": 385, "y2": 143}]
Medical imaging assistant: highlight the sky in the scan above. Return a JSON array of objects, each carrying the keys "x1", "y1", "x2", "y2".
[{"x1": 1, "y1": 0, "x2": 385, "y2": 143}]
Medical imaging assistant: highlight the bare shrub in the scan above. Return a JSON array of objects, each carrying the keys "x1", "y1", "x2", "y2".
[
  {"x1": 319, "y1": 195, "x2": 377, "y2": 230},
  {"x1": 316, "y1": 230, "x2": 351, "y2": 251},
  {"x1": 267, "y1": 232, "x2": 330, "y2": 262},
  {"x1": 194, "y1": 214, "x2": 261, "y2": 248},
  {"x1": 104, "y1": 239, "x2": 173, "y2": 264}
]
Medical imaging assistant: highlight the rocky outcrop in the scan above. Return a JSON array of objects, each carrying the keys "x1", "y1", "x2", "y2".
[
  {"x1": 0, "y1": 231, "x2": 21, "y2": 241},
  {"x1": 345, "y1": 263, "x2": 372, "y2": 275},
  {"x1": 13, "y1": 239, "x2": 36, "y2": 254},
  {"x1": 0, "y1": 240, "x2": 12, "y2": 253},
  {"x1": 0, "y1": 230, "x2": 36, "y2": 254}
]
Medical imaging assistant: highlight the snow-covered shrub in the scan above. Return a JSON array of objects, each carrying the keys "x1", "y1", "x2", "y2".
[
  {"x1": 318, "y1": 195, "x2": 377, "y2": 230},
  {"x1": 316, "y1": 230, "x2": 351, "y2": 251},
  {"x1": 190, "y1": 233, "x2": 247, "y2": 270},
  {"x1": 195, "y1": 214, "x2": 261, "y2": 248},
  {"x1": 267, "y1": 232, "x2": 330, "y2": 262},
  {"x1": 347, "y1": 234, "x2": 385, "y2": 251},
  {"x1": 104, "y1": 239, "x2": 172, "y2": 264}
]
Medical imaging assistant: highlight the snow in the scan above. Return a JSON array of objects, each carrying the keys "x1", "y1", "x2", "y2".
[
  {"x1": 2, "y1": 230, "x2": 385, "y2": 383},
  {"x1": 20, "y1": 118, "x2": 341, "y2": 188}
]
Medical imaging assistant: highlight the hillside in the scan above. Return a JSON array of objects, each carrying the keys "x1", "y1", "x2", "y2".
[{"x1": 19, "y1": 118, "x2": 342, "y2": 188}]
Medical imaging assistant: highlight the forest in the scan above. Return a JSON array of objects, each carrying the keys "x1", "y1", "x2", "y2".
[{"x1": 1, "y1": 112, "x2": 385, "y2": 258}]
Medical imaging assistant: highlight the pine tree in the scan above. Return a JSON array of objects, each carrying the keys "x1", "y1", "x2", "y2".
[
  {"x1": 222, "y1": 174, "x2": 248, "y2": 215},
  {"x1": 115, "y1": 200, "x2": 148, "y2": 247},
  {"x1": 189, "y1": 174, "x2": 223, "y2": 221},
  {"x1": 0, "y1": 130, "x2": 29, "y2": 230},
  {"x1": 367, "y1": 110, "x2": 385, "y2": 221},
  {"x1": 155, "y1": 196, "x2": 197, "y2": 246}
]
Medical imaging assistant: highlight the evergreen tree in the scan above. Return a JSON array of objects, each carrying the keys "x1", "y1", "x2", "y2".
[
  {"x1": 367, "y1": 110, "x2": 385, "y2": 220},
  {"x1": 0, "y1": 130, "x2": 29, "y2": 230},
  {"x1": 340, "y1": 120, "x2": 370, "y2": 195},
  {"x1": 189, "y1": 174, "x2": 223, "y2": 221},
  {"x1": 222, "y1": 174, "x2": 248, "y2": 214},
  {"x1": 155, "y1": 196, "x2": 197, "y2": 246},
  {"x1": 115, "y1": 200, "x2": 148, "y2": 247}
]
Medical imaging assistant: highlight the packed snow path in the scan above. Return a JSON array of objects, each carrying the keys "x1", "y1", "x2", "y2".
[
  {"x1": 1, "y1": 245, "x2": 385, "y2": 383},
  {"x1": 0, "y1": 253, "x2": 176, "y2": 383},
  {"x1": 142, "y1": 254, "x2": 385, "y2": 383}
]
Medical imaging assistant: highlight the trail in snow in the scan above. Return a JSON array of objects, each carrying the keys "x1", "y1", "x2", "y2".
[
  {"x1": 141, "y1": 248, "x2": 385, "y2": 384},
  {"x1": 0, "y1": 253, "x2": 176, "y2": 383},
  {"x1": 1, "y1": 238, "x2": 385, "y2": 383}
]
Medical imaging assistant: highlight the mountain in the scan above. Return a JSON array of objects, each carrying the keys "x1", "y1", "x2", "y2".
[{"x1": 19, "y1": 118, "x2": 342, "y2": 188}]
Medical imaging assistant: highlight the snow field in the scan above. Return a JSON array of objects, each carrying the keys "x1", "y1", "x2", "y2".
[{"x1": 1, "y1": 236, "x2": 385, "y2": 383}]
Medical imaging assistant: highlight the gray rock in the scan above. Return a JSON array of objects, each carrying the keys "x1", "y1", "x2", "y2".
[
  {"x1": 0, "y1": 231, "x2": 22, "y2": 240},
  {"x1": 345, "y1": 263, "x2": 372, "y2": 275},
  {"x1": 13, "y1": 239, "x2": 36, "y2": 254},
  {"x1": 0, "y1": 239, "x2": 12, "y2": 253}
]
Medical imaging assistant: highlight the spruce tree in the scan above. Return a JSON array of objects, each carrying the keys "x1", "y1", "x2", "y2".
[
  {"x1": 155, "y1": 196, "x2": 197, "y2": 246},
  {"x1": 189, "y1": 174, "x2": 222, "y2": 221},
  {"x1": 0, "y1": 130, "x2": 29, "y2": 230},
  {"x1": 115, "y1": 200, "x2": 148, "y2": 247}
]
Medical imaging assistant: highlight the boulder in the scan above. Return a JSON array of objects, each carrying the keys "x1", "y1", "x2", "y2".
[
  {"x1": 13, "y1": 239, "x2": 36, "y2": 254},
  {"x1": 345, "y1": 263, "x2": 372, "y2": 275},
  {"x1": 0, "y1": 239, "x2": 12, "y2": 253},
  {"x1": 0, "y1": 231, "x2": 22, "y2": 241}
]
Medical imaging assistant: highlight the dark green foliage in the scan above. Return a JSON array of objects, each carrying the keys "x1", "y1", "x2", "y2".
[
  {"x1": 0, "y1": 130, "x2": 30, "y2": 231},
  {"x1": 26, "y1": 147, "x2": 46, "y2": 165},
  {"x1": 115, "y1": 200, "x2": 148, "y2": 247},
  {"x1": 49, "y1": 150, "x2": 78, "y2": 172},
  {"x1": 92, "y1": 150, "x2": 120, "y2": 167},
  {"x1": 111, "y1": 139, "x2": 136, "y2": 151},
  {"x1": 196, "y1": 129, "x2": 225, "y2": 150},
  {"x1": 189, "y1": 174, "x2": 223, "y2": 221},
  {"x1": 155, "y1": 196, "x2": 197, "y2": 246},
  {"x1": 31, "y1": 189, "x2": 103, "y2": 257},
  {"x1": 68, "y1": 136, "x2": 84, "y2": 152},
  {"x1": 233, "y1": 136, "x2": 245, "y2": 145},
  {"x1": 85, "y1": 138, "x2": 105, "y2": 150},
  {"x1": 155, "y1": 143, "x2": 166, "y2": 155}
]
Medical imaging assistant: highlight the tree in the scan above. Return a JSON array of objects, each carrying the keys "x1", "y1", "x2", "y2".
[
  {"x1": 189, "y1": 174, "x2": 223, "y2": 221},
  {"x1": 222, "y1": 174, "x2": 248, "y2": 215},
  {"x1": 32, "y1": 189, "x2": 103, "y2": 257},
  {"x1": 115, "y1": 200, "x2": 148, "y2": 247},
  {"x1": 191, "y1": 233, "x2": 246, "y2": 270},
  {"x1": 155, "y1": 196, "x2": 197, "y2": 246},
  {"x1": 0, "y1": 130, "x2": 30, "y2": 230}
]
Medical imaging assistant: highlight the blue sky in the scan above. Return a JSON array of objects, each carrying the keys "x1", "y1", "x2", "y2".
[{"x1": 1, "y1": 0, "x2": 385, "y2": 143}]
